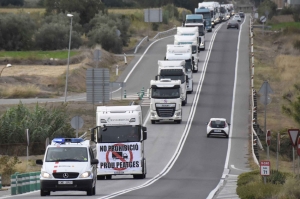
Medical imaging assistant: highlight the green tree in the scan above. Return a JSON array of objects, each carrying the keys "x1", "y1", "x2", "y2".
[
  {"x1": 0, "y1": 13, "x2": 35, "y2": 50},
  {"x1": 0, "y1": 103, "x2": 75, "y2": 145},
  {"x1": 0, "y1": 0, "x2": 24, "y2": 6},
  {"x1": 257, "y1": 0, "x2": 277, "y2": 20},
  {"x1": 87, "y1": 13, "x2": 130, "y2": 53},
  {"x1": 45, "y1": 0, "x2": 106, "y2": 25},
  {"x1": 35, "y1": 13, "x2": 82, "y2": 50}
]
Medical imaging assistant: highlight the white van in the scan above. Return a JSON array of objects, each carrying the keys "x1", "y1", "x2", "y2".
[{"x1": 36, "y1": 138, "x2": 98, "y2": 196}]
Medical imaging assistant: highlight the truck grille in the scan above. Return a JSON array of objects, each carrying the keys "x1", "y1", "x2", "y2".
[
  {"x1": 52, "y1": 172, "x2": 79, "y2": 179},
  {"x1": 156, "y1": 106, "x2": 175, "y2": 117}
]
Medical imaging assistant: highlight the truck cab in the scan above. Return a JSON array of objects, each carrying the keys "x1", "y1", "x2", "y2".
[
  {"x1": 174, "y1": 34, "x2": 199, "y2": 73},
  {"x1": 149, "y1": 79, "x2": 182, "y2": 124},
  {"x1": 156, "y1": 60, "x2": 188, "y2": 106},
  {"x1": 91, "y1": 105, "x2": 147, "y2": 180},
  {"x1": 165, "y1": 45, "x2": 194, "y2": 93},
  {"x1": 176, "y1": 26, "x2": 200, "y2": 52},
  {"x1": 184, "y1": 14, "x2": 205, "y2": 51},
  {"x1": 195, "y1": 7, "x2": 213, "y2": 32}
]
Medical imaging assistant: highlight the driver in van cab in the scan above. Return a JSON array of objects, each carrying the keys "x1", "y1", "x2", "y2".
[{"x1": 75, "y1": 150, "x2": 88, "y2": 161}]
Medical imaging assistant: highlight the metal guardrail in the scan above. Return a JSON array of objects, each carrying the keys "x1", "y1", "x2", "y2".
[
  {"x1": 250, "y1": 16, "x2": 264, "y2": 166},
  {"x1": 134, "y1": 27, "x2": 177, "y2": 54},
  {"x1": 11, "y1": 172, "x2": 41, "y2": 195}
]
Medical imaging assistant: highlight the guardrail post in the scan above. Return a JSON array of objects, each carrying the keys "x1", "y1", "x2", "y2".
[
  {"x1": 36, "y1": 172, "x2": 41, "y2": 190},
  {"x1": 16, "y1": 173, "x2": 22, "y2": 194},
  {"x1": 124, "y1": 90, "x2": 126, "y2": 98},
  {"x1": 21, "y1": 173, "x2": 26, "y2": 194},
  {"x1": 26, "y1": 173, "x2": 30, "y2": 193},
  {"x1": 11, "y1": 174, "x2": 17, "y2": 195},
  {"x1": 30, "y1": 172, "x2": 35, "y2": 192}
]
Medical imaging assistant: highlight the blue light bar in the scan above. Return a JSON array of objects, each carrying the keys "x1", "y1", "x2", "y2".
[{"x1": 52, "y1": 138, "x2": 84, "y2": 144}]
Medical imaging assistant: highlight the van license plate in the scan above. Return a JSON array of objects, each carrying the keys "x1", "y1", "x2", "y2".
[{"x1": 58, "y1": 181, "x2": 73, "y2": 185}]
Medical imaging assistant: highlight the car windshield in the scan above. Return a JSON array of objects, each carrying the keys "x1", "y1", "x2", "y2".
[
  {"x1": 210, "y1": 120, "x2": 226, "y2": 128},
  {"x1": 152, "y1": 87, "x2": 181, "y2": 99},
  {"x1": 46, "y1": 147, "x2": 88, "y2": 162}
]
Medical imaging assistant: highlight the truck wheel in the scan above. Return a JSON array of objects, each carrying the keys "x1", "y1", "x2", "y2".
[
  {"x1": 40, "y1": 190, "x2": 50, "y2": 196},
  {"x1": 151, "y1": 120, "x2": 155, "y2": 124},
  {"x1": 133, "y1": 174, "x2": 146, "y2": 179},
  {"x1": 105, "y1": 175, "x2": 112, "y2": 180},
  {"x1": 97, "y1": 175, "x2": 105, "y2": 180},
  {"x1": 175, "y1": 120, "x2": 182, "y2": 124}
]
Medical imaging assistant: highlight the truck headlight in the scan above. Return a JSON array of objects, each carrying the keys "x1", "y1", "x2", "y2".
[
  {"x1": 151, "y1": 112, "x2": 156, "y2": 116},
  {"x1": 80, "y1": 171, "x2": 91, "y2": 178},
  {"x1": 41, "y1": 171, "x2": 51, "y2": 178},
  {"x1": 176, "y1": 111, "x2": 181, "y2": 116}
]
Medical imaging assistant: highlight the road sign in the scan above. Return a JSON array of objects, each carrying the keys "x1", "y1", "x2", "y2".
[
  {"x1": 260, "y1": 95, "x2": 272, "y2": 105},
  {"x1": 266, "y1": 130, "x2": 271, "y2": 146},
  {"x1": 260, "y1": 16, "x2": 266, "y2": 23},
  {"x1": 144, "y1": 8, "x2": 162, "y2": 22},
  {"x1": 259, "y1": 81, "x2": 273, "y2": 105},
  {"x1": 260, "y1": 160, "x2": 270, "y2": 176},
  {"x1": 297, "y1": 137, "x2": 300, "y2": 156},
  {"x1": 71, "y1": 116, "x2": 84, "y2": 130},
  {"x1": 288, "y1": 129, "x2": 299, "y2": 147}
]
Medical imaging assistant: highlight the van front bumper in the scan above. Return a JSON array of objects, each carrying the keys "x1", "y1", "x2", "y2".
[{"x1": 40, "y1": 179, "x2": 93, "y2": 191}]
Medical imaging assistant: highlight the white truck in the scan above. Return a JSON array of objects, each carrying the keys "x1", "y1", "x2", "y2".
[
  {"x1": 165, "y1": 45, "x2": 194, "y2": 93},
  {"x1": 176, "y1": 26, "x2": 200, "y2": 52},
  {"x1": 149, "y1": 79, "x2": 182, "y2": 124},
  {"x1": 156, "y1": 60, "x2": 188, "y2": 106},
  {"x1": 184, "y1": 14, "x2": 205, "y2": 51},
  {"x1": 174, "y1": 34, "x2": 199, "y2": 73},
  {"x1": 90, "y1": 105, "x2": 148, "y2": 180}
]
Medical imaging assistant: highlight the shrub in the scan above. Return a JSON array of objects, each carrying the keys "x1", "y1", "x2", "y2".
[
  {"x1": 163, "y1": 10, "x2": 169, "y2": 24},
  {"x1": 266, "y1": 170, "x2": 290, "y2": 185},
  {"x1": 280, "y1": 6, "x2": 293, "y2": 15},
  {"x1": 278, "y1": 177, "x2": 300, "y2": 199},
  {"x1": 293, "y1": 40, "x2": 300, "y2": 51},
  {"x1": 237, "y1": 170, "x2": 260, "y2": 186},
  {"x1": 0, "y1": 156, "x2": 21, "y2": 186},
  {"x1": 152, "y1": 23, "x2": 159, "y2": 31},
  {"x1": 237, "y1": 181, "x2": 282, "y2": 199}
]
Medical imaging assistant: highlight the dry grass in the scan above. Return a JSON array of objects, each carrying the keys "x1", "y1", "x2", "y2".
[
  {"x1": 0, "y1": 84, "x2": 41, "y2": 98},
  {"x1": 0, "y1": 8, "x2": 45, "y2": 14}
]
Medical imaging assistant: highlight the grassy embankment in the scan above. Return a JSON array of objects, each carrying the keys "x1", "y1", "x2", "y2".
[{"x1": 237, "y1": 16, "x2": 300, "y2": 198}]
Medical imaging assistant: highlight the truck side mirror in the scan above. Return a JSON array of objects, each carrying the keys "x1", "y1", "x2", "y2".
[
  {"x1": 164, "y1": 56, "x2": 166, "y2": 60},
  {"x1": 90, "y1": 128, "x2": 95, "y2": 142},
  {"x1": 155, "y1": 75, "x2": 158, "y2": 80},
  {"x1": 142, "y1": 126, "x2": 147, "y2": 140},
  {"x1": 148, "y1": 89, "x2": 151, "y2": 99},
  {"x1": 36, "y1": 159, "x2": 43, "y2": 165},
  {"x1": 186, "y1": 75, "x2": 189, "y2": 82},
  {"x1": 91, "y1": 159, "x2": 99, "y2": 165}
]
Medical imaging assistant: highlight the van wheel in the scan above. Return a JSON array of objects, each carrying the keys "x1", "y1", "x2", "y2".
[
  {"x1": 87, "y1": 187, "x2": 93, "y2": 196},
  {"x1": 92, "y1": 186, "x2": 96, "y2": 195},
  {"x1": 97, "y1": 175, "x2": 105, "y2": 180},
  {"x1": 105, "y1": 175, "x2": 112, "y2": 180}
]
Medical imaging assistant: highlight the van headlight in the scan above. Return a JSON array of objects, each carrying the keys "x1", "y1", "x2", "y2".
[
  {"x1": 41, "y1": 171, "x2": 51, "y2": 178},
  {"x1": 80, "y1": 171, "x2": 91, "y2": 178}
]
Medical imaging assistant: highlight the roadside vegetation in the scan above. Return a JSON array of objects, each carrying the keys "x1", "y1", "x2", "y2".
[{"x1": 237, "y1": 1, "x2": 300, "y2": 198}]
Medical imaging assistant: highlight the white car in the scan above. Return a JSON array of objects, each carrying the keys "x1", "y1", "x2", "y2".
[
  {"x1": 206, "y1": 118, "x2": 230, "y2": 138},
  {"x1": 233, "y1": 14, "x2": 241, "y2": 22}
]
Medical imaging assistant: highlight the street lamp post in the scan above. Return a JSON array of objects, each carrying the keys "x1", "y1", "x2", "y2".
[
  {"x1": 64, "y1": 14, "x2": 73, "y2": 103},
  {"x1": 0, "y1": 64, "x2": 12, "y2": 77}
]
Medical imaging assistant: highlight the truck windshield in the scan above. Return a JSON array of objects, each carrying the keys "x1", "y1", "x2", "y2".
[
  {"x1": 152, "y1": 88, "x2": 180, "y2": 99},
  {"x1": 159, "y1": 75, "x2": 185, "y2": 83},
  {"x1": 99, "y1": 125, "x2": 141, "y2": 143},
  {"x1": 192, "y1": 46, "x2": 197, "y2": 54},
  {"x1": 195, "y1": 12, "x2": 211, "y2": 19},
  {"x1": 186, "y1": 19, "x2": 203, "y2": 23},
  {"x1": 46, "y1": 147, "x2": 88, "y2": 162}
]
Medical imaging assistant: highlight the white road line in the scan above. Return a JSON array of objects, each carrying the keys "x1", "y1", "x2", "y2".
[
  {"x1": 207, "y1": 16, "x2": 248, "y2": 199},
  {"x1": 98, "y1": 24, "x2": 224, "y2": 199}
]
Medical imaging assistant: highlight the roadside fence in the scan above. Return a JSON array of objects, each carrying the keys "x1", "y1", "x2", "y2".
[
  {"x1": 250, "y1": 16, "x2": 264, "y2": 166},
  {"x1": 11, "y1": 171, "x2": 41, "y2": 195},
  {"x1": 134, "y1": 27, "x2": 177, "y2": 54}
]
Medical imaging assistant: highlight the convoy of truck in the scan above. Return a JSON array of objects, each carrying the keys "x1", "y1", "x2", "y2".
[{"x1": 37, "y1": 1, "x2": 236, "y2": 196}]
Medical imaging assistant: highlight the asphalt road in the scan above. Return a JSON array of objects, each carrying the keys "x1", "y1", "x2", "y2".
[{"x1": 0, "y1": 16, "x2": 251, "y2": 199}]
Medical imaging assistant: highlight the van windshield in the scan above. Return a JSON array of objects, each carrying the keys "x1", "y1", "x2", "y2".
[{"x1": 46, "y1": 147, "x2": 88, "y2": 162}]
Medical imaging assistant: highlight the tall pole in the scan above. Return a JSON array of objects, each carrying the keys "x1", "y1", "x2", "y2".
[
  {"x1": 264, "y1": 81, "x2": 268, "y2": 159},
  {"x1": 64, "y1": 14, "x2": 73, "y2": 103}
]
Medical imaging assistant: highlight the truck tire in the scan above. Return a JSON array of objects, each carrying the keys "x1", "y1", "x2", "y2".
[
  {"x1": 97, "y1": 175, "x2": 105, "y2": 180},
  {"x1": 40, "y1": 190, "x2": 50, "y2": 196},
  {"x1": 105, "y1": 175, "x2": 112, "y2": 180},
  {"x1": 151, "y1": 120, "x2": 155, "y2": 124},
  {"x1": 175, "y1": 120, "x2": 182, "y2": 124},
  {"x1": 182, "y1": 95, "x2": 187, "y2": 106}
]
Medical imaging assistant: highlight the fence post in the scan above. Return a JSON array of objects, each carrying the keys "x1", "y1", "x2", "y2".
[
  {"x1": 21, "y1": 173, "x2": 26, "y2": 194},
  {"x1": 26, "y1": 173, "x2": 30, "y2": 193},
  {"x1": 11, "y1": 174, "x2": 17, "y2": 195},
  {"x1": 30, "y1": 172, "x2": 35, "y2": 192},
  {"x1": 17, "y1": 173, "x2": 22, "y2": 194}
]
